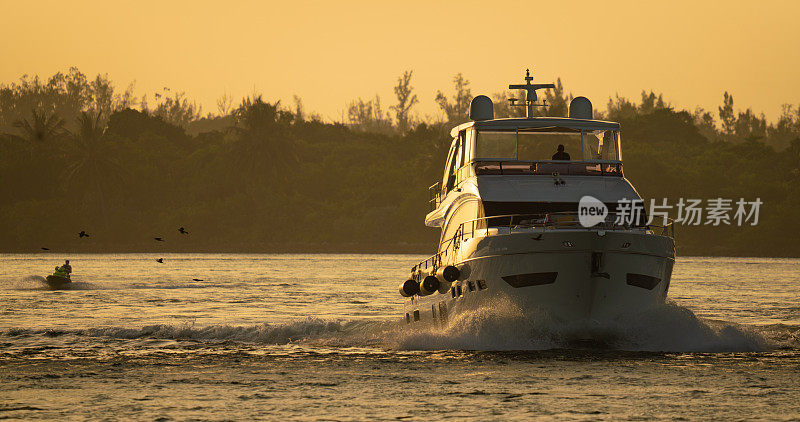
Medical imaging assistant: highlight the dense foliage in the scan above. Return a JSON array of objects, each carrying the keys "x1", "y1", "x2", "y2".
[{"x1": 1, "y1": 69, "x2": 799, "y2": 256}]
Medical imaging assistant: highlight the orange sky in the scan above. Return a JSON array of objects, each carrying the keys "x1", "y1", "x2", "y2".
[{"x1": 1, "y1": 0, "x2": 798, "y2": 122}]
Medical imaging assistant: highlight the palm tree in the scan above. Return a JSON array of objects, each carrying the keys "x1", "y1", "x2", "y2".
[
  {"x1": 62, "y1": 112, "x2": 125, "y2": 228},
  {"x1": 229, "y1": 96, "x2": 297, "y2": 181},
  {"x1": 6, "y1": 109, "x2": 68, "y2": 197},
  {"x1": 11, "y1": 108, "x2": 67, "y2": 144}
]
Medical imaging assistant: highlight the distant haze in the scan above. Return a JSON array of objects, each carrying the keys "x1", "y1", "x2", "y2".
[{"x1": 1, "y1": 0, "x2": 798, "y2": 121}]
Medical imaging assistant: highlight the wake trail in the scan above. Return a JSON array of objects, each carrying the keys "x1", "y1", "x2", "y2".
[
  {"x1": 1, "y1": 303, "x2": 795, "y2": 353},
  {"x1": 2, "y1": 275, "x2": 48, "y2": 290}
]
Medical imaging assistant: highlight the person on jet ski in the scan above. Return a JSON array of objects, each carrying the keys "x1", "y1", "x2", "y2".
[
  {"x1": 61, "y1": 260, "x2": 72, "y2": 275},
  {"x1": 53, "y1": 260, "x2": 71, "y2": 278}
]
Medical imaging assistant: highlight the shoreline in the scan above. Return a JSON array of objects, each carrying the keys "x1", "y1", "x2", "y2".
[
  {"x1": 0, "y1": 242, "x2": 435, "y2": 255},
  {"x1": 1, "y1": 243, "x2": 798, "y2": 258}
]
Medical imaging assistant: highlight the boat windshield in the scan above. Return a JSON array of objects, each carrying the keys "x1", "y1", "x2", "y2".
[{"x1": 474, "y1": 129, "x2": 620, "y2": 161}]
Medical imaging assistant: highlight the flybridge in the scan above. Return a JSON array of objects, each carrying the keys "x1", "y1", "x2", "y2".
[
  {"x1": 457, "y1": 68, "x2": 615, "y2": 137},
  {"x1": 449, "y1": 117, "x2": 620, "y2": 138},
  {"x1": 427, "y1": 70, "x2": 626, "y2": 212}
]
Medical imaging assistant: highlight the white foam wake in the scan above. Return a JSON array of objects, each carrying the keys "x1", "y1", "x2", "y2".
[
  {"x1": 0, "y1": 303, "x2": 790, "y2": 352},
  {"x1": 391, "y1": 299, "x2": 774, "y2": 352}
]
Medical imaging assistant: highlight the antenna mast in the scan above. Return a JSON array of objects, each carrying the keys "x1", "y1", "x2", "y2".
[{"x1": 508, "y1": 68, "x2": 556, "y2": 118}]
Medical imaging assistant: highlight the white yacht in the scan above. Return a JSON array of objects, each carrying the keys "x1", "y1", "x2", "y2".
[{"x1": 400, "y1": 70, "x2": 675, "y2": 332}]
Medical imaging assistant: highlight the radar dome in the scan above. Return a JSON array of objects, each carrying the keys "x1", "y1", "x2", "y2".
[
  {"x1": 469, "y1": 95, "x2": 494, "y2": 121},
  {"x1": 569, "y1": 97, "x2": 593, "y2": 120}
]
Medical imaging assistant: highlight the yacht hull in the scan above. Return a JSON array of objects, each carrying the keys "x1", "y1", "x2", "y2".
[{"x1": 404, "y1": 230, "x2": 674, "y2": 330}]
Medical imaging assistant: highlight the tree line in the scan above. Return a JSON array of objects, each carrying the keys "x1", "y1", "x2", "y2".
[{"x1": 1, "y1": 68, "x2": 799, "y2": 256}]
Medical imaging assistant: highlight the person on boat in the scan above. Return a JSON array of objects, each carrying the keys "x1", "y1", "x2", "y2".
[{"x1": 552, "y1": 144, "x2": 571, "y2": 160}]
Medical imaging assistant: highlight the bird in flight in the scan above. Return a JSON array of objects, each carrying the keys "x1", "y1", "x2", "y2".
[
  {"x1": 156, "y1": 258, "x2": 164, "y2": 263},
  {"x1": 154, "y1": 237, "x2": 164, "y2": 242},
  {"x1": 178, "y1": 227, "x2": 189, "y2": 235},
  {"x1": 79, "y1": 230, "x2": 90, "y2": 238}
]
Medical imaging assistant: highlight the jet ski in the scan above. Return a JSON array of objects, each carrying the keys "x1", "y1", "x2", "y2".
[{"x1": 45, "y1": 269, "x2": 72, "y2": 290}]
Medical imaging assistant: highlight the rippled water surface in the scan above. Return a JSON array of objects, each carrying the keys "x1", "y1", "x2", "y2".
[{"x1": 1, "y1": 254, "x2": 799, "y2": 420}]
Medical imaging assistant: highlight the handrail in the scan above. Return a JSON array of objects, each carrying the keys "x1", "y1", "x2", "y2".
[
  {"x1": 428, "y1": 182, "x2": 441, "y2": 210},
  {"x1": 473, "y1": 160, "x2": 623, "y2": 177},
  {"x1": 428, "y1": 160, "x2": 625, "y2": 211},
  {"x1": 473, "y1": 159, "x2": 624, "y2": 165},
  {"x1": 452, "y1": 212, "x2": 674, "y2": 242},
  {"x1": 411, "y1": 211, "x2": 674, "y2": 274}
]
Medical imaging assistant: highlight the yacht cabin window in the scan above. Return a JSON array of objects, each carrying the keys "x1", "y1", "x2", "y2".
[
  {"x1": 473, "y1": 129, "x2": 621, "y2": 162},
  {"x1": 442, "y1": 130, "x2": 466, "y2": 193},
  {"x1": 454, "y1": 133, "x2": 465, "y2": 169},
  {"x1": 463, "y1": 128, "x2": 475, "y2": 165}
]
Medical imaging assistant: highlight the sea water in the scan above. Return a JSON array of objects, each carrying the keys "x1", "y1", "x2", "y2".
[{"x1": 1, "y1": 254, "x2": 798, "y2": 420}]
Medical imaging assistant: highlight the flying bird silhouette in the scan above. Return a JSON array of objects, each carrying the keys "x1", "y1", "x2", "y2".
[
  {"x1": 156, "y1": 258, "x2": 164, "y2": 263},
  {"x1": 154, "y1": 237, "x2": 164, "y2": 242},
  {"x1": 178, "y1": 227, "x2": 189, "y2": 235},
  {"x1": 78, "y1": 230, "x2": 90, "y2": 238}
]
